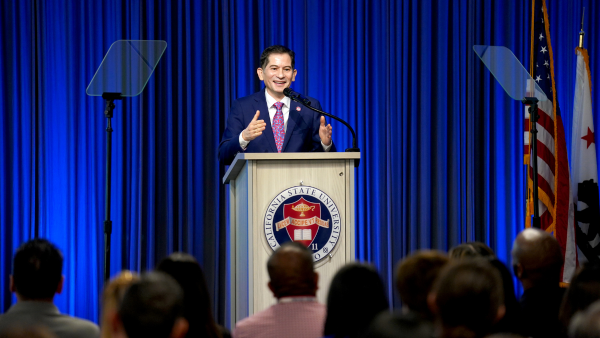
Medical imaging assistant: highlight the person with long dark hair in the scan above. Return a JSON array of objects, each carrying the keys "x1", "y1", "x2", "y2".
[
  {"x1": 487, "y1": 258, "x2": 523, "y2": 335},
  {"x1": 323, "y1": 263, "x2": 389, "y2": 338},
  {"x1": 156, "y1": 253, "x2": 229, "y2": 338}
]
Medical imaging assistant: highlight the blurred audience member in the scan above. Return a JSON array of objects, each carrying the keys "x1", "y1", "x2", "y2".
[
  {"x1": 485, "y1": 334, "x2": 526, "y2": 338},
  {"x1": 0, "y1": 326, "x2": 56, "y2": 338},
  {"x1": 395, "y1": 251, "x2": 450, "y2": 319},
  {"x1": 559, "y1": 263, "x2": 600, "y2": 335},
  {"x1": 156, "y1": 253, "x2": 229, "y2": 338},
  {"x1": 323, "y1": 263, "x2": 388, "y2": 338},
  {"x1": 366, "y1": 250, "x2": 448, "y2": 338},
  {"x1": 100, "y1": 271, "x2": 139, "y2": 338},
  {"x1": 470, "y1": 242, "x2": 495, "y2": 257},
  {"x1": 232, "y1": 242, "x2": 324, "y2": 338},
  {"x1": 449, "y1": 242, "x2": 494, "y2": 259},
  {"x1": 0, "y1": 239, "x2": 99, "y2": 338},
  {"x1": 110, "y1": 272, "x2": 188, "y2": 338},
  {"x1": 487, "y1": 258, "x2": 523, "y2": 335},
  {"x1": 511, "y1": 228, "x2": 564, "y2": 338},
  {"x1": 568, "y1": 300, "x2": 600, "y2": 338},
  {"x1": 450, "y1": 244, "x2": 522, "y2": 335},
  {"x1": 429, "y1": 258, "x2": 505, "y2": 338}
]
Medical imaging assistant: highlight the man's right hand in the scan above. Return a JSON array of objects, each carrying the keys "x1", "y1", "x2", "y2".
[{"x1": 242, "y1": 111, "x2": 266, "y2": 142}]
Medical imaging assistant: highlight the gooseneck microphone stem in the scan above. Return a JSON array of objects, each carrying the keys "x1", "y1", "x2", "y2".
[{"x1": 283, "y1": 88, "x2": 360, "y2": 157}]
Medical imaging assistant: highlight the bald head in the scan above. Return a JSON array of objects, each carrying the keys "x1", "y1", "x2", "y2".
[
  {"x1": 511, "y1": 228, "x2": 563, "y2": 288},
  {"x1": 267, "y1": 242, "x2": 317, "y2": 298}
]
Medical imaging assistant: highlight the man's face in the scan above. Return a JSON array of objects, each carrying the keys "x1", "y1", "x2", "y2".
[{"x1": 257, "y1": 53, "x2": 297, "y2": 99}]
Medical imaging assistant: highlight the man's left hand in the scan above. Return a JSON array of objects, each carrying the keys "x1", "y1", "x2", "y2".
[{"x1": 319, "y1": 116, "x2": 332, "y2": 146}]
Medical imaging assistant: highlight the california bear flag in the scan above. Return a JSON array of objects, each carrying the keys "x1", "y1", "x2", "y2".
[{"x1": 571, "y1": 46, "x2": 600, "y2": 264}]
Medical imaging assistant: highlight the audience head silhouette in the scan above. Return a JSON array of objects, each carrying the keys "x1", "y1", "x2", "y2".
[
  {"x1": 511, "y1": 228, "x2": 563, "y2": 289},
  {"x1": 396, "y1": 250, "x2": 449, "y2": 319},
  {"x1": 449, "y1": 242, "x2": 494, "y2": 260},
  {"x1": 429, "y1": 258, "x2": 505, "y2": 338},
  {"x1": 568, "y1": 300, "x2": 600, "y2": 338},
  {"x1": 101, "y1": 271, "x2": 139, "y2": 338},
  {"x1": 267, "y1": 241, "x2": 318, "y2": 298},
  {"x1": 156, "y1": 252, "x2": 222, "y2": 338},
  {"x1": 10, "y1": 239, "x2": 64, "y2": 301},
  {"x1": 2, "y1": 239, "x2": 99, "y2": 338},
  {"x1": 560, "y1": 263, "x2": 600, "y2": 332},
  {"x1": 324, "y1": 263, "x2": 388, "y2": 338},
  {"x1": 114, "y1": 272, "x2": 188, "y2": 338}
]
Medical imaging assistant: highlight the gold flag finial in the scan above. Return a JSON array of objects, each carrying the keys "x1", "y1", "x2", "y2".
[{"x1": 579, "y1": 8, "x2": 585, "y2": 48}]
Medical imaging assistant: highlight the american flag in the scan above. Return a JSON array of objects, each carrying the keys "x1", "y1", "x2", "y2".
[{"x1": 524, "y1": 0, "x2": 576, "y2": 283}]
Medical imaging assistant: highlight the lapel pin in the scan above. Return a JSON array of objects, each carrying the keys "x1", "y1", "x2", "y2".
[{"x1": 296, "y1": 106, "x2": 301, "y2": 111}]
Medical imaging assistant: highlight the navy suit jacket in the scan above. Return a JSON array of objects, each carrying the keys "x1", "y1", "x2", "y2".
[{"x1": 218, "y1": 88, "x2": 336, "y2": 165}]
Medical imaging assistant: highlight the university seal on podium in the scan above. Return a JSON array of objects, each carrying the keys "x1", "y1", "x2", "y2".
[{"x1": 264, "y1": 186, "x2": 341, "y2": 262}]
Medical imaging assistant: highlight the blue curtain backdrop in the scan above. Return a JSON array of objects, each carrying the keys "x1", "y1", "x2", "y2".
[{"x1": 2, "y1": 0, "x2": 600, "y2": 325}]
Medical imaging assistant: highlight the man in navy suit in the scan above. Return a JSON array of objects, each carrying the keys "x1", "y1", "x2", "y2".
[{"x1": 219, "y1": 45, "x2": 335, "y2": 165}]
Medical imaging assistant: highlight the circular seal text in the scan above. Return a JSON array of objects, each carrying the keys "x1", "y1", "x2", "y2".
[{"x1": 264, "y1": 186, "x2": 341, "y2": 262}]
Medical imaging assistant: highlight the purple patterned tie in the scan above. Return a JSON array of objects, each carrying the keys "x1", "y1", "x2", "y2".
[{"x1": 273, "y1": 102, "x2": 285, "y2": 152}]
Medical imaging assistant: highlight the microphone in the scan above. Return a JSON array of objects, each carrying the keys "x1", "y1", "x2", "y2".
[
  {"x1": 283, "y1": 88, "x2": 360, "y2": 160},
  {"x1": 283, "y1": 88, "x2": 312, "y2": 106}
]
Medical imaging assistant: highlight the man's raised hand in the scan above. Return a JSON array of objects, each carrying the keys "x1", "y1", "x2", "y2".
[
  {"x1": 319, "y1": 116, "x2": 332, "y2": 146},
  {"x1": 242, "y1": 111, "x2": 267, "y2": 142}
]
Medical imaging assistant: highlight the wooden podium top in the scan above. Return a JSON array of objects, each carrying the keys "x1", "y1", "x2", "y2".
[{"x1": 223, "y1": 152, "x2": 361, "y2": 184}]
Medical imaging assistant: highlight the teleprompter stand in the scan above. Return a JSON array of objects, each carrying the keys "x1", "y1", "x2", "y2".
[
  {"x1": 473, "y1": 45, "x2": 549, "y2": 228},
  {"x1": 522, "y1": 97, "x2": 541, "y2": 228},
  {"x1": 87, "y1": 40, "x2": 167, "y2": 282},
  {"x1": 102, "y1": 92, "x2": 121, "y2": 284}
]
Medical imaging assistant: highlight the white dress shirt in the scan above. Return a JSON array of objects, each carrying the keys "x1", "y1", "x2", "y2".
[{"x1": 239, "y1": 91, "x2": 331, "y2": 151}]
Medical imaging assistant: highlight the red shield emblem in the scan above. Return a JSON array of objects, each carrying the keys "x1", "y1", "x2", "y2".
[{"x1": 275, "y1": 197, "x2": 329, "y2": 247}]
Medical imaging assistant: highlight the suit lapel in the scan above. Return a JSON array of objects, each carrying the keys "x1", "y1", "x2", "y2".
[
  {"x1": 282, "y1": 100, "x2": 301, "y2": 152},
  {"x1": 254, "y1": 89, "x2": 278, "y2": 152}
]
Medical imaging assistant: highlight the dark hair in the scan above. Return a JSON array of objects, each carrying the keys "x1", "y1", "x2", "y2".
[
  {"x1": 324, "y1": 263, "x2": 389, "y2": 338},
  {"x1": 12, "y1": 239, "x2": 63, "y2": 299},
  {"x1": 488, "y1": 258, "x2": 522, "y2": 335},
  {"x1": 559, "y1": 263, "x2": 600, "y2": 333},
  {"x1": 395, "y1": 250, "x2": 449, "y2": 318},
  {"x1": 156, "y1": 253, "x2": 221, "y2": 338},
  {"x1": 449, "y1": 242, "x2": 495, "y2": 260},
  {"x1": 470, "y1": 242, "x2": 495, "y2": 257},
  {"x1": 259, "y1": 45, "x2": 295, "y2": 69},
  {"x1": 267, "y1": 241, "x2": 316, "y2": 297},
  {"x1": 432, "y1": 258, "x2": 504, "y2": 338},
  {"x1": 119, "y1": 272, "x2": 185, "y2": 338}
]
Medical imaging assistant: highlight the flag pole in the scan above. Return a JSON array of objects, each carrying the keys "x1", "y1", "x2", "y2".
[{"x1": 579, "y1": 8, "x2": 585, "y2": 48}]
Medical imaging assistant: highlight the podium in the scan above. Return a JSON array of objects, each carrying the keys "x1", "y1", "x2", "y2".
[{"x1": 223, "y1": 152, "x2": 360, "y2": 326}]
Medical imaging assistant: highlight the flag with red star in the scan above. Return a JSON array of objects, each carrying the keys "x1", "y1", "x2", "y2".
[
  {"x1": 524, "y1": 0, "x2": 577, "y2": 283},
  {"x1": 571, "y1": 45, "x2": 600, "y2": 264}
]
